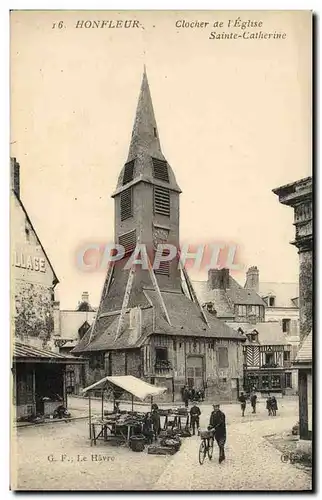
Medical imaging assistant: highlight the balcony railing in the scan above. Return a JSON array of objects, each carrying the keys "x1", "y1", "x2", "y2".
[{"x1": 154, "y1": 361, "x2": 172, "y2": 374}]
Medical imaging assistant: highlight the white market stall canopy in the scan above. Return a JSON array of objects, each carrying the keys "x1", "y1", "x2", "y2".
[{"x1": 82, "y1": 375, "x2": 167, "y2": 401}]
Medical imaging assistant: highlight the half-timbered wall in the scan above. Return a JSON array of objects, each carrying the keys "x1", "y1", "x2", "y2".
[{"x1": 142, "y1": 334, "x2": 243, "y2": 401}]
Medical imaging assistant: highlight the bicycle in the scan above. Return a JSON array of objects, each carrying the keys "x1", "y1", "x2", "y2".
[
  {"x1": 198, "y1": 429, "x2": 214, "y2": 465},
  {"x1": 281, "y1": 451, "x2": 301, "y2": 464}
]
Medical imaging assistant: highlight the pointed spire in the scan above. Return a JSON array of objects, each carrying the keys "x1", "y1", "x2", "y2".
[{"x1": 127, "y1": 68, "x2": 163, "y2": 161}]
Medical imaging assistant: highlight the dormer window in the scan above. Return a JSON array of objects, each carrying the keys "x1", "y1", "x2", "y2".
[{"x1": 269, "y1": 296, "x2": 275, "y2": 307}]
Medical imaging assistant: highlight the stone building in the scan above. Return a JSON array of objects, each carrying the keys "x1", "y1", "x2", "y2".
[
  {"x1": 11, "y1": 157, "x2": 83, "y2": 420},
  {"x1": 273, "y1": 177, "x2": 312, "y2": 442},
  {"x1": 53, "y1": 292, "x2": 96, "y2": 394},
  {"x1": 73, "y1": 69, "x2": 245, "y2": 401},
  {"x1": 193, "y1": 267, "x2": 298, "y2": 395}
]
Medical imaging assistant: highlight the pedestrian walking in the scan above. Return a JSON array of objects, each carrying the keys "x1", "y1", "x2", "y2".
[
  {"x1": 270, "y1": 396, "x2": 278, "y2": 416},
  {"x1": 239, "y1": 392, "x2": 247, "y2": 417},
  {"x1": 266, "y1": 394, "x2": 272, "y2": 416},
  {"x1": 142, "y1": 412, "x2": 154, "y2": 444},
  {"x1": 209, "y1": 403, "x2": 226, "y2": 463},
  {"x1": 182, "y1": 386, "x2": 189, "y2": 408},
  {"x1": 151, "y1": 407, "x2": 161, "y2": 441},
  {"x1": 250, "y1": 392, "x2": 257, "y2": 414},
  {"x1": 189, "y1": 403, "x2": 201, "y2": 435}
]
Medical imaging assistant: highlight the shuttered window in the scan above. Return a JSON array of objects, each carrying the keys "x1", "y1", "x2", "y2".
[
  {"x1": 154, "y1": 186, "x2": 170, "y2": 217},
  {"x1": 119, "y1": 229, "x2": 136, "y2": 255},
  {"x1": 152, "y1": 158, "x2": 169, "y2": 182},
  {"x1": 123, "y1": 160, "x2": 135, "y2": 185},
  {"x1": 120, "y1": 188, "x2": 133, "y2": 221},
  {"x1": 217, "y1": 347, "x2": 229, "y2": 368},
  {"x1": 154, "y1": 248, "x2": 170, "y2": 276}
]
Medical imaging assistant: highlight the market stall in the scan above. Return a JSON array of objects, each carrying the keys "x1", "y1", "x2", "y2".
[{"x1": 82, "y1": 375, "x2": 167, "y2": 447}]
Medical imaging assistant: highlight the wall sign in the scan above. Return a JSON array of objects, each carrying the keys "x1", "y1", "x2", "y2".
[{"x1": 13, "y1": 252, "x2": 46, "y2": 273}]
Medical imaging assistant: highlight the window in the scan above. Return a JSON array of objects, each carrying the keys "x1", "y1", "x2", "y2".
[
  {"x1": 282, "y1": 318, "x2": 291, "y2": 334},
  {"x1": 152, "y1": 157, "x2": 169, "y2": 182},
  {"x1": 119, "y1": 229, "x2": 136, "y2": 255},
  {"x1": 120, "y1": 188, "x2": 133, "y2": 221},
  {"x1": 150, "y1": 377, "x2": 155, "y2": 385},
  {"x1": 265, "y1": 353, "x2": 274, "y2": 365},
  {"x1": 217, "y1": 347, "x2": 229, "y2": 368},
  {"x1": 155, "y1": 347, "x2": 171, "y2": 371},
  {"x1": 262, "y1": 375, "x2": 269, "y2": 390},
  {"x1": 89, "y1": 353, "x2": 105, "y2": 370},
  {"x1": 155, "y1": 347, "x2": 168, "y2": 361},
  {"x1": 272, "y1": 375, "x2": 281, "y2": 389},
  {"x1": 283, "y1": 351, "x2": 291, "y2": 362},
  {"x1": 285, "y1": 373, "x2": 292, "y2": 388},
  {"x1": 238, "y1": 305, "x2": 247, "y2": 317},
  {"x1": 154, "y1": 186, "x2": 170, "y2": 216},
  {"x1": 153, "y1": 128, "x2": 157, "y2": 138},
  {"x1": 123, "y1": 160, "x2": 135, "y2": 185},
  {"x1": 269, "y1": 296, "x2": 275, "y2": 307}
]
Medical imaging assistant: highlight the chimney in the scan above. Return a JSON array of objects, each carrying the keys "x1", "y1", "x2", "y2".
[
  {"x1": 53, "y1": 301, "x2": 61, "y2": 337},
  {"x1": 11, "y1": 157, "x2": 20, "y2": 198},
  {"x1": 245, "y1": 266, "x2": 259, "y2": 292},
  {"x1": 81, "y1": 291, "x2": 89, "y2": 303},
  {"x1": 208, "y1": 268, "x2": 230, "y2": 290}
]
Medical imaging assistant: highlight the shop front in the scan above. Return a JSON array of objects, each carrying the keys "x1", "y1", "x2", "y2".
[
  {"x1": 12, "y1": 342, "x2": 85, "y2": 421},
  {"x1": 244, "y1": 368, "x2": 286, "y2": 394}
]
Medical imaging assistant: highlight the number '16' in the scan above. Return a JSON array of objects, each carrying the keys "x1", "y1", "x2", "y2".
[{"x1": 52, "y1": 21, "x2": 64, "y2": 29}]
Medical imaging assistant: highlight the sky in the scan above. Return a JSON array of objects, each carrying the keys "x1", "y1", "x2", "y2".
[{"x1": 10, "y1": 10, "x2": 312, "y2": 308}]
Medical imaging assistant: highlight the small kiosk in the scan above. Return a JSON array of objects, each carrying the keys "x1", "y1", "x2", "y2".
[{"x1": 82, "y1": 375, "x2": 167, "y2": 446}]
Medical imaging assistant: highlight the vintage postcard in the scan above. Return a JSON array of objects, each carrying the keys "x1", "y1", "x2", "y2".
[{"x1": 10, "y1": 10, "x2": 312, "y2": 491}]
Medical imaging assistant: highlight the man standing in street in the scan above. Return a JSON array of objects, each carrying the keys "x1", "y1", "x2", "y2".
[
  {"x1": 209, "y1": 403, "x2": 226, "y2": 463},
  {"x1": 189, "y1": 403, "x2": 201, "y2": 435},
  {"x1": 239, "y1": 392, "x2": 247, "y2": 417},
  {"x1": 182, "y1": 385, "x2": 189, "y2": 408},
  {"x1": 250, "y1": 391, "x2": 257, "y2": 414}
]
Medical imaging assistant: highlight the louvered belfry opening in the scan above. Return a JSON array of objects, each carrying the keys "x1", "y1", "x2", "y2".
[
  {"x1": 154, "y1": 186, "x2": 170, "y2": 217},
  {"x1": 119, "y1": 229, "x2": 137, "y2": 255},
  {"x1": 123, "y1": 159, "x2": 135, "y2": 185},
  {"x1": 154, "y1": 248, "x2": 171, "y2": 276},
  {"x1": 152, "y1": 157, "x2": 169, "y2": 182},
  {"x1": 120, "y1": 188, "x2": 133, "y2": 221}
]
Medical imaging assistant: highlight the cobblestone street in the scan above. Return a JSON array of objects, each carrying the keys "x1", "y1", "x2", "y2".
[{"x1": 12, "y1": 398, "x2": 312, "y2": 491}]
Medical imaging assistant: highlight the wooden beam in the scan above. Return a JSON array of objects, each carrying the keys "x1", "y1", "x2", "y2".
[
  {"x1": 180, "y1": 262, "x2": 209, "y2": 327},
  {"x1": 147, "y1": 259, "x2": 171, "y2": 326},
  {"x1": 87, "y1": 261, "x2": 115, "y2": 346},
  {"x1": 299, "y1": 369, "x2": 309, "y2": 439},
  {"x1": 115, "y1": 265, "x2": 135, "y2": 341}
]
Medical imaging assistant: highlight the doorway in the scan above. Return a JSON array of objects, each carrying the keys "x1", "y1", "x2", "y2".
[{"x1": 186, "y1": 356, "x2": 204, "y2": 390}]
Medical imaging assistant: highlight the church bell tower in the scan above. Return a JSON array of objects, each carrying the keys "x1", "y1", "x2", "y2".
[{"x1": 110, "y1": 68, "x2": 182, "y2": 303}]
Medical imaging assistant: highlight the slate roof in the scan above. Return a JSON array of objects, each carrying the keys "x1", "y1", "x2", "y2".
[
  {"x1": 227, "y1": 321, "x2": 290, "y2": 345},
  {"x1": 294, "y1": 331, "x2": 312, "y2": 365},
  {"x1": 145, "y1": 289, "x2": 244, "y2": 340},
  {"x1": 13, "y1": 341, "x2": 85, "y2": 363},
  {"x1": 191, "y1": 276, "x2": 265, "y2": 318},
  {"x1": 113, "y1": 68, "x2": 181, "y2": 197},
  {"x1": 259, "y1": 282, "x2": 299, "y2": 308},
  {"x1": 72, "y1": 287, "x2": 245, "y2": 353}
]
